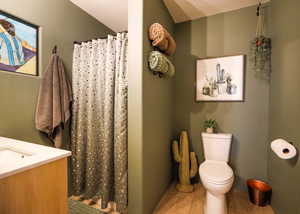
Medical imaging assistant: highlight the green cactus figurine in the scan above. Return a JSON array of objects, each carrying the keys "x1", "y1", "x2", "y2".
[{"x1": 172, "y1": 131, "x2": 198, "y2": 193}]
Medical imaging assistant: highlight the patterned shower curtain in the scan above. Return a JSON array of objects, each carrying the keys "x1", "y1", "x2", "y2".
[{"x1": 71, "y1": 33, "x2": 128, "y2": 213}]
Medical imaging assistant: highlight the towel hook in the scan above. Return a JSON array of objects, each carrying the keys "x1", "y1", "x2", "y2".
[{"x1": 52, "y1": 45, "x2": 57, "y2": 54}]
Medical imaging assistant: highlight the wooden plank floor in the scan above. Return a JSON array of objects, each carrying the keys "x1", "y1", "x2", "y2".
[
  {"x1": 153, "y1": 183, "x2": 274, "y2": 214},
  {"x1": 69, "y1": 196, "x2": 124, "y2": 214}
]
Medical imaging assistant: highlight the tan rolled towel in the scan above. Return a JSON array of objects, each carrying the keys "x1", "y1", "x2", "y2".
[
  {"x1": 35, "y1": 52, "x2": 72, "y2": 148},
  {"x1": 149, "y1": 23, "x2": 176, "y2": 55}
]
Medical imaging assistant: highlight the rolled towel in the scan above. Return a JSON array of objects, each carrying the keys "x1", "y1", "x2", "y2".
[
  {"x1": 148, "y1": 51, "x2": 175, "y2": 77},
  {"x1": 149, "y1": 23, "x2": 176, "y2": 55}
]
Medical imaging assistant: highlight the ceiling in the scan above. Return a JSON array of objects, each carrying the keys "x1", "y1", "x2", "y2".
[
  {"x1": 70, "y1": 0, "x2": 128, "y2": 32},
  {"x1": 163, "y1": 0, "x2": 270, "y2": 23},
  {"x1": 69, "y1": 0, "x2": 269, "y2": 32}
]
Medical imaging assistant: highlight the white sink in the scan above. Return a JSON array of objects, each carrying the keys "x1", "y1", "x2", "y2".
[
  {"x1": 0, "y1": 137, "x2": 71, "y2": 179},
  {"x1": 0, "y1": 146, "x2": 33, "y2": 166}
]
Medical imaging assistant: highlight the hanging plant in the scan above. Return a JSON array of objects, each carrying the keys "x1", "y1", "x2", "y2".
[{"x1": 250, "y1": 2, "x2": 272, "y2": 80}]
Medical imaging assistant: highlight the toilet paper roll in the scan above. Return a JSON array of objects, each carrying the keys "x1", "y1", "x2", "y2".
[{"x1": 271, "y1": 139, "x2": 297, "y2": 159}]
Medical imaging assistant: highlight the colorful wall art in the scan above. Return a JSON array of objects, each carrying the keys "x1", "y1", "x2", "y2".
[
  {"x1": 196, "y1": 55, "x2": 245, "y2": 101},
  {"x1": 0, "y1": 10, "x2": 39, "y2": 76}
]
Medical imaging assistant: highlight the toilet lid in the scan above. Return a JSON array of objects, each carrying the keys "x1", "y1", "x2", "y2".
[{"x1": 199, "y1": 160, "x2": 233, "y2": 184}]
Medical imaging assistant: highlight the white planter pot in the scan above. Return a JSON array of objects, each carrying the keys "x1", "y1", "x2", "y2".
[{"x1": 206, "y1": 128, "x2": 214, "y2": 134}]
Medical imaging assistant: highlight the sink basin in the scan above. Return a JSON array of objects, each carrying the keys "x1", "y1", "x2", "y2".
[
  {"x1": 0, "y1": 137, "x2": 71, "y2": 179},
  {"x1": 0, "y1": 146, "x2": 33, "y2": 165}
]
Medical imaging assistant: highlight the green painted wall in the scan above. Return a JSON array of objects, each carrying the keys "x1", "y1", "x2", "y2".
[
  {"x1": 268, "y1": 1, "x2": 300, "y2": 213},
  {"x1": 174, "y1": 5, "x2": 270, "y2": 189},
  {"x1": 143, "y1": 0, "x2": 175, "y2": 213},
  {"x1": 0, "y1": 0, "x2": 114, "y2": 146},
  {"x1": 128, "y1": 0, "x2": 175, "y2": 213}
]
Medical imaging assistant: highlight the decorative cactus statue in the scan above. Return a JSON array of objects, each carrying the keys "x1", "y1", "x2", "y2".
[{"x1": 172, "y1": 131, "x2": 198, "y2": 193}]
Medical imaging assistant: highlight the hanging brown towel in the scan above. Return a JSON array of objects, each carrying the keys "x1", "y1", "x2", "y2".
[{"x1": 35, "y1": 48, "x2": 72, "y2": 148}]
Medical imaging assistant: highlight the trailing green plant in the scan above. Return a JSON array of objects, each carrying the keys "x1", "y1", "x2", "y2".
[
  {"x1": 204, "y1": 119, "x2": 217, "y2": 129},
  {"x1": 249, "y1": 2, "x2": 272, "y2": 80},
  {"x1": 250, "y1": 36, "x2": 271, "y2": 79}
]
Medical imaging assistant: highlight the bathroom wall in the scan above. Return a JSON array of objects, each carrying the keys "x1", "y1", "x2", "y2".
[
  {"x1": 268, "y1": 1, "x2": 300, "y2": 213},
  {"x1": 174, "y1": 5, "x2": 270, "y2": 189},
  {"x1": 128, "y1": 0, "x2": 144, "y2": 213},
  {"x1": 143, "y1": 0, "x2": 175, "y2": 213},
  {"x1": 128, "y1": 0, "x2": 175, "y2": 213},
  {"x1": 0, "y1": 0, "x2": 114, "y2": 146}
]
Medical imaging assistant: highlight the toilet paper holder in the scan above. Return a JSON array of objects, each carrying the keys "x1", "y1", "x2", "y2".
[{"x1": 271, "y1": 139, "x2": 297, "y2": 160}]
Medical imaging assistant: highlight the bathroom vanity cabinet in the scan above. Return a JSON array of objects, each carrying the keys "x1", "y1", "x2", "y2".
[
  {"x1": 0, "y1": 137, "x2": 71, "y2": 214},
  {"x1": 0, "y1": 158, "x2": 68, "y2": 214}
]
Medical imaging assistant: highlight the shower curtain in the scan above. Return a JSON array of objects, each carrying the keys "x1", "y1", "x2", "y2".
[{"x1": 71, "y1": 32, "x2": 128, "y2": 213}]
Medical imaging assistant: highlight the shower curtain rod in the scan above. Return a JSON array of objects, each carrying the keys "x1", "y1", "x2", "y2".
[{"x1": 74, "y1": 30, "x2": 128, "y2": 45}]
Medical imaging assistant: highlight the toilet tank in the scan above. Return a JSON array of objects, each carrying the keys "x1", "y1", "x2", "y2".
[{"x1": 202, "y1": 133, "x2": 233, "y2": 162}]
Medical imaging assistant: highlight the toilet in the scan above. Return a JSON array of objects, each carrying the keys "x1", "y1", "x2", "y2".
[{"x1": 199, "y1": 133, "x2": 234, "y2": 214}]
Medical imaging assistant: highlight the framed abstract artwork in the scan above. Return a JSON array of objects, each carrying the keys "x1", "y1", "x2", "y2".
[
  {"x1": 0, "y1": 10, "x2": 39, "y2": 76},
  {"x1": 196, "y1": 55, "x2": 245, "y2": 102}
]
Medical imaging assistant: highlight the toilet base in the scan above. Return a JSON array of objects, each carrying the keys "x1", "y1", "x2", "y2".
[{"x1": 204, "y1": 191, "x2": 227, "y2": 214}]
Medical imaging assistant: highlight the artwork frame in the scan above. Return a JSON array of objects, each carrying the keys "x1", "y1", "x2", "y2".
[
  {"x1": 195, "y1": 55, "x2": 245, "y2": 102},
  {"x1": 0, "y1": 10, "x2": 39, "y2": 76}
]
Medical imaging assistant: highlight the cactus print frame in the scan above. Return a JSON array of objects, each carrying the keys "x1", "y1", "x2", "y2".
[{"x1": 196, "y1": 55, "x2": 245, "y2": 102}]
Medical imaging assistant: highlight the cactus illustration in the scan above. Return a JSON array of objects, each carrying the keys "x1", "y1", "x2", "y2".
[{"x1": 172, "y1": 131, "x2": 198, "y2": 193}]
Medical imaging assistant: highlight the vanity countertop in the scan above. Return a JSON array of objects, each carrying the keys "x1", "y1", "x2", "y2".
[{"x1": 0, "y1": 136, "x2": 71, "y2": 179}]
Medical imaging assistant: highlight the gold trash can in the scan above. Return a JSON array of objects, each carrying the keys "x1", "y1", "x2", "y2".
[{"x1": 247, "y1": 179, "x2": 272, "y2": 207}]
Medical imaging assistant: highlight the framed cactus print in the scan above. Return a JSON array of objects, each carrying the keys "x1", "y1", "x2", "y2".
[
  {"x1": 0, "y1": 10, "x2": 39, "y2": 76},
  {"x1": 196, "y1": 55, "x2": 245, "y2": 102}
]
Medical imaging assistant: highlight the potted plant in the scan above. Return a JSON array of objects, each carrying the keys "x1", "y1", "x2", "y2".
[
  {"x1": 204, "y1": 119, "x2": 217, "y2": 133},
  {"x1": 249, "y1": 3, "x2": 272, "y2": 80}
]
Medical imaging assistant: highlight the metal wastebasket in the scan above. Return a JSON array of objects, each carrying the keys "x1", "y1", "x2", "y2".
[{"x1": 247, "y1": 179, "x2": 272, "y2": 207}]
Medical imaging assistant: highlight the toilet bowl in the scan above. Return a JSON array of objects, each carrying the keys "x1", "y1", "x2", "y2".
[
  {"x1": 199, "y1": 160, "x2": 234, "y2": 214},
  {"x1": 199, "y1": 133, "x2": 234, "y2": 214}
]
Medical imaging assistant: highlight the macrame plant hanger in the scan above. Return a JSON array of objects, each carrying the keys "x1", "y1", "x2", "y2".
[
  {"x1": 250, "y1": 0, "x2": 272, "y2": 80},
  {"x1": 256, "y1": 2, "x2": 264, "y2": 39}
]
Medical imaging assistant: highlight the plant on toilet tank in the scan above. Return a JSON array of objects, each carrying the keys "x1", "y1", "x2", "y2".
[
  {"x1": 204, "y1": 119, "x2": 217, "y2": 133},
  {"x1": 172, "y1": 131, "x2": 198, "y2": 193}
]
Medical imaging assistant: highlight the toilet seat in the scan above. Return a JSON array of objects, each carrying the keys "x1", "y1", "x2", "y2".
[{"x1": 200, "y1": 160, "x2": 233, "y2": 185}]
